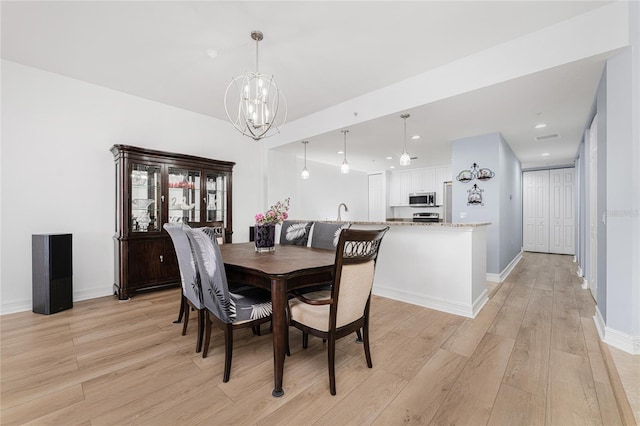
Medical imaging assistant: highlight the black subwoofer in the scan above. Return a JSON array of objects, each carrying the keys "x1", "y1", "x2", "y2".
[{"x1": 32, "y1": 233, "x2": 73, "y2": 315}]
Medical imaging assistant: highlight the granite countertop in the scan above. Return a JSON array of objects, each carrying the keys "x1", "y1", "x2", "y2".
[{"x1": 315, "y1": 219, "x2": 491, "y2": 228}]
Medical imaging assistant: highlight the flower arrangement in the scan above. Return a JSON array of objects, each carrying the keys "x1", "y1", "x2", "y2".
[{"x1": 255, "y1": 197, "x2": 290, "y2": 226}]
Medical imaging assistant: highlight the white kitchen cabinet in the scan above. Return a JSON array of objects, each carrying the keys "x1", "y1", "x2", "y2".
[
  {"x1": 389, "y1": 170, "x2": 412, "y2": 206},
  {"x1": 419, "y1": 168, "x2": 436, "y2": 193},
  {"x1": 389, "y1": 165, "x2": 452, "y2": 207}
]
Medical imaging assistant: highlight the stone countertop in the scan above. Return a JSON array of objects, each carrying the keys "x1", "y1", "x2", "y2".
[{"x1": 311, "y1": 219, "x2": 491, "y2": 228}]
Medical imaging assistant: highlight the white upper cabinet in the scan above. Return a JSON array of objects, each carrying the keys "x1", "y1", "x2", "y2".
[{"x1": 388, "y1": 165, "x2": 451, "y2": 207}]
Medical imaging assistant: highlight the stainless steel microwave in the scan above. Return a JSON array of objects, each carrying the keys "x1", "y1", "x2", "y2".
[{"x1": 409, "y1": 192, "x2": 436, "y2": 207}]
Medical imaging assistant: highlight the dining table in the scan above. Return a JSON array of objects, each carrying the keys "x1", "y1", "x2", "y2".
[{"x1": 218, "y1": 242, "x2": 335, "y2": 397}]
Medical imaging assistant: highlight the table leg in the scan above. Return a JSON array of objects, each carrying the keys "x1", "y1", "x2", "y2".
[{"x1": 271, "y1": 277, "x2": 287, "y2": 397}]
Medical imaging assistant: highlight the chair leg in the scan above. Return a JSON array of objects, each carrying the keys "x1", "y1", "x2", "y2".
[
  {"x1": 302, "y1": 332, "x2": 308, "y2": 349},
  {"x1": 173, "y1": 295, "x2": 185, "y2": 324},
  {"x1": 202, "y1": 312, "x2": 212, "y2": 358},
  {"x1": 363, "y1": 323, "x2": 372, "y2": 368},
  {"x1": 223, "y1": 324, "x2": 233, "y2": 383},
  {"x1": 328, "y1": 335, "x2": 337, "y2": 395},
  {"x1": 355, "y1": 329, "x2": 363, "y2": 343},
  {"x1": 182, "y1": 301, "x2": 190, "y2": 336},
  {"x1": 196, "y1": 309, "x2": 204, "y2": 353}
]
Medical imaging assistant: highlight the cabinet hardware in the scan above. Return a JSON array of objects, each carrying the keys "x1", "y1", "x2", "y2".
[
  {"x1": 161, "y1": 195, "x2": 165, "y2": 202},
  {"x1": 160, "y1": 255, "x2": 164, "y2": 263}
]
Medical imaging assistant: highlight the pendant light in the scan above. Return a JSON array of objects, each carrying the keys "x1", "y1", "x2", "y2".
[
  {"x1": 224, "y1": 30, "x2": 287, "y2": 141},
  {"x1": 301, "y1": 140, "x2": 310, "y2": 180},
  {"x1": 399, "y1": 113, "x2": 411, "y2": 166},
  {"x1": 340, "y1": 130, "x2": 350, "y2": 174}
]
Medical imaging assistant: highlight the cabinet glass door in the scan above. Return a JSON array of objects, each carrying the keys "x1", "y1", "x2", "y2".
[
  {"x1": 131, "y1": 164, "x2": 161, "y2": 232},
  {"x1": 168, "y1": 168, "x2": 201, "y2": 224},
  {"x1": 205, "y1": 172, "x2": 227, "y2": 226}
]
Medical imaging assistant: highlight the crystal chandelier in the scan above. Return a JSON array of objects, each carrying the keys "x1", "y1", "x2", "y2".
[
  {"x1": 399, "y1": 113, "x2": 411, "y2": 166},
  {"x1": 224, "y1": 30, "x2": 287, "y2": 141},
  {"x1": 301, "y1": 140, "x2": 310, "y2": 180},
  {"x1": 340, "y1": 130, "x2": 350, "y2": 174}
]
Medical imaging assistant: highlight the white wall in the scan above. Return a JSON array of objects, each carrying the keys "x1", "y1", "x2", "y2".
[
  {"x1": 1, "y1": 60, "x2": 265, "y2": 313},
  {"x1": 267, "y1": 151, "x2": 368, "y2": 223}
]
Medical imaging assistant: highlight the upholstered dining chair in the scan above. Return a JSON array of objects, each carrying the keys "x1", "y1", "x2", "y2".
[
  {"x1": 164, "y1": 223, "x2": 210, "y2": 353},
  {"x1": 185, "y1": 226, "x2": 273, "y2": 382},
  {"x1": 288, "y1": 227, "x2": 389, "y2": 395}
]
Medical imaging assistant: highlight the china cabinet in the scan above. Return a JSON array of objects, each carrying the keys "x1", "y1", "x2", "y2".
[{"x1": 111, "y1": 145, "x2": 234, "y2": 299}]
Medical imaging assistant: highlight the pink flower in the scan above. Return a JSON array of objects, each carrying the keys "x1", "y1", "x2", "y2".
[{"x1": 254, "y1": 198, "x2": 291, "y2": 225}]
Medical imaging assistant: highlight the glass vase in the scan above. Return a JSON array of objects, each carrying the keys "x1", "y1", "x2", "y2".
[{"x1": 254, "y1": 224, "x2": 276, "y2": 252}]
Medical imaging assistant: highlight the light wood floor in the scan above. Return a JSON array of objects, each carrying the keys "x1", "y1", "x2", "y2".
[{"x1": 1, "y1": 252, "x2": 635, "y2": 425}]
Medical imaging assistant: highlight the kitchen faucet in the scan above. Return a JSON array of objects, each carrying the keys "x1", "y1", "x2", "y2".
[{"x1": 337, "y1": 203, "x2": 349, "y2": 221}]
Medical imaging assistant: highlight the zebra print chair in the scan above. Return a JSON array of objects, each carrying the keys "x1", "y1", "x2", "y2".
[
  {"x1": 164, "y1": 223, "x2": 210, "y2": 353},
  {"x1": 185, "y1": 226, "x2": 272, "y2": 382}
]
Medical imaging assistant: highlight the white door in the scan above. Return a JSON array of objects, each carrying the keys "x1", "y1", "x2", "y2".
[
  {"x1": 368, "y1": 173, "x2": 385, "y2": 222},
  {"x1": 549, "y1": 168, "x2": 575, "y2": 255},
  {"x1": 588, "y1": 115, "x2": 598, "y2": 301},
  {"x1": 523, "y1": 170, "x2": 549, "y2": 252}
]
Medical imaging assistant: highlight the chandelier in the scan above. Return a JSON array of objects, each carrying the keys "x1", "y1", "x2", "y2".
[
  {"x1": 399, "y1": 113, "x2": 411, "y2": 166},
  {"x1": 224, "y1": 30, "x2": 287, "y2": 141}
]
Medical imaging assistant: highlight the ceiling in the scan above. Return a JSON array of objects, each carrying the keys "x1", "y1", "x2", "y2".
[{"x1": 1, "y1": 1, "x2": 615, "y2": 171}]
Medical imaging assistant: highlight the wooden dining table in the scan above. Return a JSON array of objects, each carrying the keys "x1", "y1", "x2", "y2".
[{"x1": 218, "y1": 242, "x2": 335, "y2": 397}]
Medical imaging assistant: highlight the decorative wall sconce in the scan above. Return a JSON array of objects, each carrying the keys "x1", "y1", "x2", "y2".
[
  {"x1": 456, "y1": 162, "x2": 495, "y2": 182},
  {"x1": 467, "y1": 184, "x2": 484, "y2": 206}
]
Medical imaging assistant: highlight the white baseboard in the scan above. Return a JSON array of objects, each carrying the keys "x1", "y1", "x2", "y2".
[
  {"x1": 593, "y1": 307, "x2": 639, "y2": 354},
  {"x1": 582, "y1": 278, "x2": 588, "y2": 290},
  {"x1": 486, "y1": 251, "x2": 523, "y2": 283},
  {"x1": 0, "y1": 287, "x2": 113, "y2": 316},
  {"x1": 373, "y1": 285, "x2": 487, "y2": 319},
  {"x1": 577, "y1": 265, "x2": 583, "y2": 277}
]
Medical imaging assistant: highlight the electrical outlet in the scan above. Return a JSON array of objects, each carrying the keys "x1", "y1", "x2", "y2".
[{"x1": 459, "y1": 212, "x2": 467, "y2": 219}]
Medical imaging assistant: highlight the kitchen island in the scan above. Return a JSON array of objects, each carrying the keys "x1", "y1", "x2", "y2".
[{"x1": 328, "y1": 220, "x2": 490, "y2": 318}]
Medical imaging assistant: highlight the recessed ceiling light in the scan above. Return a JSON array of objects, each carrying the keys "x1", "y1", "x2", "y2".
[
  {"x1": 534, "y1": 112, "x2": 547, "y2": 129},
  {"x1": 206, "y1": 49, "x2": 218, "y2": 59},
  {"x1": 411, "y1": 135, "x2": 421, "y2": 140},
  {"x1": 386, "y1": 156, "x2": 393, "y2": 160},
  {"x1": 542, "y1": 152, "x2": 550, "y2": 157},
  {"x1": 337, "y1": 151, "x2": 344, "y2": 155},
  {"x1": 389, "y1": 165, "x2": 395, "y2": 169}
]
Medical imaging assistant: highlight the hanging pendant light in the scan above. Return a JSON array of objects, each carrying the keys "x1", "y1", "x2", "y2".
[
  {"x1": 224, "y1": 30, "x2": 287, "y2": 141},
  {"x1": 301, "y1": 140, "x2": 310, "y2": 180},
  {"x1": 399, "y1": 113, "x2": 411, "y2": 166},
  {"x1": 340, "y1": 130, "x2": 350, "y2": 174}
]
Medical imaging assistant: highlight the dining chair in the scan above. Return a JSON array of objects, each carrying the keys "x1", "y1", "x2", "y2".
[
  {"x1": 288, "y1": 226, "x2": 389, "y2": 395},
  {"x1": 164, "y1": 223, "x2": 210, "y2": 353},
  {"x1": 185, "y1": 227, "x2": 273, "y2": 382},
  {"x1": 279, "y1": 220, "x2": 314, "y2": 246}
]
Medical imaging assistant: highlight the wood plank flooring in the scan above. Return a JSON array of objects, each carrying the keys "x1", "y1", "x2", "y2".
[{"x1": 1, "y1": 252, "x2": 635, "y2": 425}]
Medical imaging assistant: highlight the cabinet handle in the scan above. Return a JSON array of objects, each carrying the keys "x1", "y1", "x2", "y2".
[
  {"x1": 160, "y1": 255, "x2": 164, "y2": 263},
  {"x1": 203, "y1": 197, "x2": 207, "y2": 204},
  {"x1": 161, "y1": 195, "x2": 165, "y2": 203}
]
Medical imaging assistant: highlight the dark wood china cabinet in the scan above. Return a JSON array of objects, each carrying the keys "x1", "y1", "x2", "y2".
[{"x1": 111, "y1": 145, "x2": 234, "y2": 299}]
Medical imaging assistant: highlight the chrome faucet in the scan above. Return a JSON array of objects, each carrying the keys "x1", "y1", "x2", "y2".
[{"x1": 337, "y1": 203, "x2": 349, "y2": 221}]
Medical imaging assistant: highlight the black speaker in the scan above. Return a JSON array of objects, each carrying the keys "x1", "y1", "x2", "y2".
[{"x1": 32, "y1": 233, "x2": 73, "y2": 315}]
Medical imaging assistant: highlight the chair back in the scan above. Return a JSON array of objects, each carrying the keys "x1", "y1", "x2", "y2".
[
  {"x1": 331, "y1": 227, "x2": 389, "y2": 328},
  {"x1": 163, "y1": 223, "x2": 203, "y2": 309},
  {"x1": 310, "y1": 222, "x2": 351, "y2": 250},
  {"x1": 184, "y1": 227, "x2": 236, "y2": 323}
]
